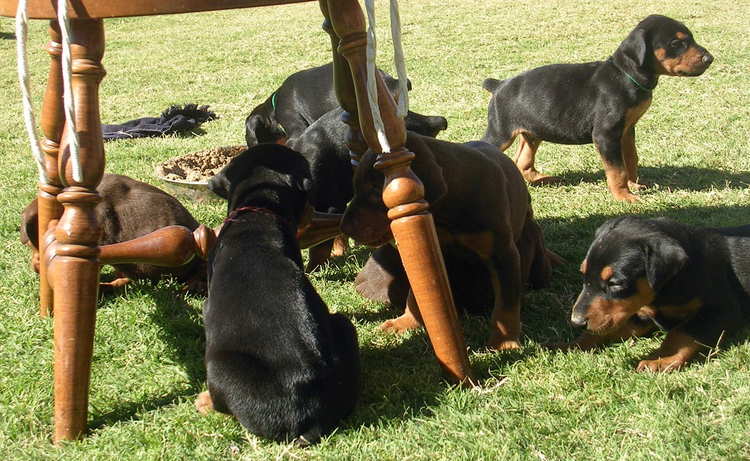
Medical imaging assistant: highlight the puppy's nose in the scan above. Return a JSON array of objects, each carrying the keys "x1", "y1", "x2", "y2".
[
  {"x1": 570, "y1": 312, "x2": 587, "y2": 327},
  {"x1": 702, "y1": 52, "x2": 714, "y2": 66}
]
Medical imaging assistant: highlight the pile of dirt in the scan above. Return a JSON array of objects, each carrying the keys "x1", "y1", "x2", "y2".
[{"x1": 156, "y1": 145, "x2": 247, "y2": 182}]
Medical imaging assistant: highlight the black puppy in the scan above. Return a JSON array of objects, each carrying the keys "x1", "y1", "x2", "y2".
[
  {"x1": 199, "y1": 145, "x2": 360, "y2": 443},
  {"x1": 570, "y1": 216, "x2": 750, "y2": 372},
  {"x1": 482, "y1": 15, "x2": 713, "y2": 202},
  {"x1": 20, "y1": 173, "x2": 205, "y2": 292},
  {"x1": 245, "y1": 62, "x2": 448, "y2": 146}
]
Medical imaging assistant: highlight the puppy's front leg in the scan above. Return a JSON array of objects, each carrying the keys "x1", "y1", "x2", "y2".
[
  {"x1": 594, "y1": 124, "x2": 638, "y2": 203},
  {"x1": 380, "y1": 289, "x2": 423, "y2": 334},
  {"x1": 636, "y1": 329, "x2": 703, "y2": 372},
  {"x1": 621, "y1": 126, "x2": 648, "y2": 191}
]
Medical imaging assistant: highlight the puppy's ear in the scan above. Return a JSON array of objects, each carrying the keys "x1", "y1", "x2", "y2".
[
  {"x1": 20, "y1": 199, "x2": 39, "y2": 248},
  {"x1": 619, "y1": 28, "x2": 648, "y2": 68},
  {"x1": 642, "y1": 236, "x2": 688, "y2": 292},
  {"x1": 410, "y1": 141, "x2": 447, "y2": 205},
  {"x1": 207, "y1": 172, "x2": 230, "y2": 200}
]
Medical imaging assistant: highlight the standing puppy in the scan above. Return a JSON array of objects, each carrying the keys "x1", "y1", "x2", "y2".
[
  {"x1": 341, "y1": 135, "x2": 555, "y2": 349},
  {"x1": 482, "y1": 15, "x2": 713, "y2": 202},
  {"x1": 199, "y1": 145, "x2": 360, "y2": 444}
]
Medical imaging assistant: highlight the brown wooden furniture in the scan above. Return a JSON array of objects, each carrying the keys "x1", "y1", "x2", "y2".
[{"x1": 1, "y1": 0, "x2": 472, "y2": 442}]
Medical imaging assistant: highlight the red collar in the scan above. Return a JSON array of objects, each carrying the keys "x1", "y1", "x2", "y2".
[{"x1": 224, "y1": 205, "x2": 287, "y2": 225}]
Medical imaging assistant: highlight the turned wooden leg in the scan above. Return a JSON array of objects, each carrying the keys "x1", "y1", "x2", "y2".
[
  {"x1": 48, "y1": 19, "x2": 106, "y2": 442},
  {"x1": 38, "y1": 21, "x2": 66, "y2": 317},
  {"x1": 322, "y1": 0, "x2": 471, "y2": 383}
]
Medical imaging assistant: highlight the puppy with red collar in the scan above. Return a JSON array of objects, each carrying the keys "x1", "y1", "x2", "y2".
[{"x1": 200, "y1": 145, "x2": 360, "y2": 444}]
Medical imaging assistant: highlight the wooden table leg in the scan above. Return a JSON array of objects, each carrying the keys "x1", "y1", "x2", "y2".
[
  {"x1": 37, "y1": 21, "x2": 65, "y2": 317},
  {"x1": 48, "y1": 18, "x2": 106, "y2": 442},
  {"x1": 321, "y1": 0, "x2": 472, "y2": 384}
]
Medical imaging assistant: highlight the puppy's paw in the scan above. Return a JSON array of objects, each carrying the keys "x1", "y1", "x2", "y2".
[
  {"x1": 195, "y1": 391, "x2": 215, "y2": 414},
  {"x1": 525, "y1": 172, "x2": 562, "y2": 186},
  {"x1": 636, "y1": 356, "x2": 686, "y2": 372},
  {"x1": 613, "y1": 192, "x2": 640, "y2": 203},
  {"x1": 331, "y1": 236, "x2": 349, "y2": 257},
  {"x1": 487, "y1": 339, "x2": 521, "y2": 351},
  {"x1": 628, "y1": 180, "x2": 649, "y2": 191},
  {"x1": 379, "y1": 315, "x2": 421, "y2": 335}
]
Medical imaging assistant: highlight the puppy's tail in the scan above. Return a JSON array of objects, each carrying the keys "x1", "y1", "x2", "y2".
[{"x1": 482, "y1": 78, "x2": 503, "y2": 93}]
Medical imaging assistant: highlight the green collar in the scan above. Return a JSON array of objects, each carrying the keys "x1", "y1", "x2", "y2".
[
  {"x1": 271, "y1": 92, "x2": 278, "y2": 110},
  {"x1": 623, "y1": 71, "x2": 655, "y2": 92}
]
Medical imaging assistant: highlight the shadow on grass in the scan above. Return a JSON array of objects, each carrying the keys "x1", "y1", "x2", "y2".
[
  {"x1": 542, "y1": 166, "x2": 750, "y2": 191},
  {"x1": 89, "y1": 283, "x2": 205, "y2": 431},
  {"x1": 1, "y1": 31, "x2": 15, "y2": 40},
  {"x1": 88, "y1": 202, "x2": 750, "y2": 430}
]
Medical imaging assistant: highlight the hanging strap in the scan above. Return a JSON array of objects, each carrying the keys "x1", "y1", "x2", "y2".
[{"x1": 363, "y1": 0, "x2": 410, "y2": 154}]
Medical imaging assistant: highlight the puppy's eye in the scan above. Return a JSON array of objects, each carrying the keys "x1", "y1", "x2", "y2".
[{"x1": 670, "y1": 39, "x2": 686, "y2": 49}]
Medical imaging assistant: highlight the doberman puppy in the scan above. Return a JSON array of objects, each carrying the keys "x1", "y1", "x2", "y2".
[
  {"x1": 482, "y1": 15, "x2": 713, "y2": 202},
  {"x1": 199, "y1": 145, "x2": 360, "y2": 444},
  {"x1": 20, "y1": 173, "x2": 205, "y2": 293},
  {"x1": 245, "y1": 62, "x2": 447, "y2": 146},
  {"x1": 569, "y1": 216, "x2": 750, "y2": 372},
  {"x1": 341, "y1": 135, "x2": 556, "y2": 349}
]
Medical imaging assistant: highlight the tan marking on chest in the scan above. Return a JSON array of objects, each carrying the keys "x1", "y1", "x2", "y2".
[{"x1": 624, "y1": 98, "x2": 652, "y2": 130}]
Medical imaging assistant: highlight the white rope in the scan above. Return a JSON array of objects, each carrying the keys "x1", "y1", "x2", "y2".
[
  {"x1": 57, "y1": 0, "x2": 83, "y2": 184},
  {"x1": 389, "y1": 0, "x2": 409, "y2": 118},
  {"x1": 364, "y1": 0, "x2": 391, "y2": 153},
  {"x1": 15, "y1": 0, "x2": 48, "y2": 184},
  {"x1": 363, "y1": 0, "x2": 411, "y2": 153}
]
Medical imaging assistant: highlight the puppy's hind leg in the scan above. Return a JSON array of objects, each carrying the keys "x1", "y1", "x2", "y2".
[
  {"x1": 486, "y1": 236, "x2": 524, "y2": 351},
  {"x1": 324, "y1": 313, "x2": 360, "y2": 426},
  {"x1": 195, "y1": 390, "x2": 215, "y2": 415},
  {"x1": 515, "y1": 133, "x2": 559, "y2": 185}
]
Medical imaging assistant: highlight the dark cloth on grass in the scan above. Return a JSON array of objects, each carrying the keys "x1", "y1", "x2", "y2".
[{"x1": 102, "y1": 104, "x2": 217, "y2": 141}]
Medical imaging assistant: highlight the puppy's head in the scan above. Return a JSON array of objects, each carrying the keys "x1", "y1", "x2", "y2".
[
  {"x1": 570, "y1": 217, "x2": 688, "y2": 335},
  {"x1": 340, "y1": 151, "x2": 391, "y2": 246},
  {"x1": 617, "y1": 14, "x2": 713, "y2": 77},
  {"x1": 405, "y1": 111, "x2": 448, "y2": 138},
  {"x1": 341, "y1": 137, "x2": 447, "y2": 246},
  {"x1": 209, "y1": 144, "x2": 313, "y2": 221}
]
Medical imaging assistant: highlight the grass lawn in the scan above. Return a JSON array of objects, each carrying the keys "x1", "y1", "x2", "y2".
[{"x1": 1, "y1": 0, "x2": 749, "y2": 459}]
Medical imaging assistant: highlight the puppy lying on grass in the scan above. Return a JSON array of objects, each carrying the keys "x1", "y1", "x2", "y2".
[
  {"x1": 20, "y1": 173, "x2": 206, "y2": 293},
  {"x1": 198, "y1": 145, "x2": 360, "y2": 444},
  {"x1": 569, "y1": 216, "x2": 750, "y2": 372}
]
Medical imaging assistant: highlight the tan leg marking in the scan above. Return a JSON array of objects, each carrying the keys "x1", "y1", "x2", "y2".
[
  {"x1": 637, "y1": 329, "x2": 704, "y2": 372},
  {"x1": 515, "y1": 134, "x2": 559, "y2": 185},
  {"x1": 195, "y1": 390, "x2": 215, "y2": 414},
  {"x1": 486, "y1": 266, "x2": 521, "y2": 351},
  {"x1": 380, "y1": 289, "x2": 423, "y2": 334}
]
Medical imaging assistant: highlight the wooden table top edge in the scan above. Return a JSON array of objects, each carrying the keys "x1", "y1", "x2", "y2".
[{"x1": 0, "y1": 0, "x2": 317, "y2": 20}]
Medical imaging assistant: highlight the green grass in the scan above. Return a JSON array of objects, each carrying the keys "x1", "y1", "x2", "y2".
[{"x1": 1, "y1": 0, "x2": 749, "y2": 459}]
